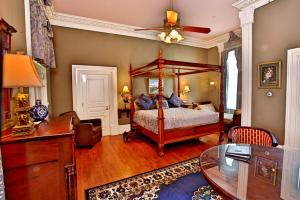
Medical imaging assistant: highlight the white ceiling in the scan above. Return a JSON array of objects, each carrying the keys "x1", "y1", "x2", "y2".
[{"x1": 52, "y1": 0, "x2": 240, "y2": 40}]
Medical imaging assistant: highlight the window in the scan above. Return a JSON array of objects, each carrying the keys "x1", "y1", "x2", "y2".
[{"x1": 226, "y1": 50, "x2": 238, "y2": 110}]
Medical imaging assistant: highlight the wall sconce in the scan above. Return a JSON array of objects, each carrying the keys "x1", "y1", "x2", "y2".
[
  {"x1": 182, "y1": 85, "x2": 191, "y2": 95},
  {"x1": 121, "y1": 85, "x2": 130, "y2": 109},
  {"x1": 209, "y1": 81, "x2": 215, "y2": 86}
]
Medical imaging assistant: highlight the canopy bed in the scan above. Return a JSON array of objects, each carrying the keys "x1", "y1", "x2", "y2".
[{"x1": 128, "y1": 50, "x2": 224, "y2": 156}]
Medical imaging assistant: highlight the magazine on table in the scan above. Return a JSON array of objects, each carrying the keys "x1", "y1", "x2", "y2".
[{"x1": 225, "y1": 144, "x2": 252, "y2": 162}]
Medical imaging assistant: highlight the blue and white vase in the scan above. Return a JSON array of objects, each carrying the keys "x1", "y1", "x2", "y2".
[{"x1": 30, "y1": 100, "x2": 48, "y2": 122}]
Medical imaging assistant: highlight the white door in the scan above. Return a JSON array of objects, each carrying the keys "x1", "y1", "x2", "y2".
[
  {"x1": 72, "y1": 65, "x2": 118, "y2": 136},
  {"x1": 83, "y1": 73, "x2": 110, "y2": 134}
]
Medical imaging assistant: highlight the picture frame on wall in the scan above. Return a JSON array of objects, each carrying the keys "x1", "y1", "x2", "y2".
[
  {"x1": 258, "y1": 61, "x2": 281, "y2": 88},
  {"x1": 148, "y1": 78, "x2": 163, "y2": 94}
]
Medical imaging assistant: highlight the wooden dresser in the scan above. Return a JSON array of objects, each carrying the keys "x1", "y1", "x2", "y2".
[{"x1": 1, "y1": 115, "x2": 77, "y2": 200}]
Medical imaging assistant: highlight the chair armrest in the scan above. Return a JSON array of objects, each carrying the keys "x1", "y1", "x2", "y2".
[{"x1": 80, "y1": 119, "x2": 101, "y2": 126}]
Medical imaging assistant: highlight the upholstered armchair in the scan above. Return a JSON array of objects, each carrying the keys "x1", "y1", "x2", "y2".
[
  {"x1": 228, "y1": 126, "x2": 278, "y2": 147},
  {"x1": 59, "y1": 111, "x2": 102, "y2": 148}
]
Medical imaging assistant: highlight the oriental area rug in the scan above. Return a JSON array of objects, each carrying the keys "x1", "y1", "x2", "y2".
[{"x1": 86, "y1": 158, "x2": 223, "y2": 200}]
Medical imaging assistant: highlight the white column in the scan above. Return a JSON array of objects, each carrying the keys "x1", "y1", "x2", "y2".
[
  {"x1": 233, "y1": 0, "x2": 276, "y2": 126},
  {"x1": 217, "y1": 43, "x2": 224, "y2": 65},
  {"x1": 239, "y1": 7, "x2": 254, "y2": 126}
]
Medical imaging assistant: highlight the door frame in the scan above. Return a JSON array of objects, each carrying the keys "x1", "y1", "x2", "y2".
[
  {"x1": 72, "y1": 65, "x2": 119, "y2": 135},
  {"x1": 284, "y1": 47, "x2": 300, "y2": 150}
]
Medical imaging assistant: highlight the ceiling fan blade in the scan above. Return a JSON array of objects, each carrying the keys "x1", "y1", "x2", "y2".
[
  {"x1": 134, "y1": 28, "x2": 164, "y2": 31},
  {"x1": 182, "y1": 26, "x2": 211, "y2": 34}
]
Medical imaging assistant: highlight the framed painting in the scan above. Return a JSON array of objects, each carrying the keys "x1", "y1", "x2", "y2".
[
  {"x1": 148, "y1": 78, "x2": 163, "y2": 94},
  {"x1": 258, "y1": 61, "x2": 281, "y2": 88}
]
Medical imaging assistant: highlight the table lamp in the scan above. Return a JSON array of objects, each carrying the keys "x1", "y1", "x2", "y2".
[
  {"x1": 3, "y1": 54, "x2": 43, "y2": 136},
  {"x1": 182, "y1": 85, "x2": 191, "y2": 95}
]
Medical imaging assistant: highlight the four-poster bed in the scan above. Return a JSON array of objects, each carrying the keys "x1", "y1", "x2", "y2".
[{"x1": 128, "y1": 50, "x2": 224, "y2": 156}]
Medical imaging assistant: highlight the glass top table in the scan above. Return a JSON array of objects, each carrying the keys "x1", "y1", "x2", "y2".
[{"x1": 199, "y1": 144, "x2": 300, "y2": 200}]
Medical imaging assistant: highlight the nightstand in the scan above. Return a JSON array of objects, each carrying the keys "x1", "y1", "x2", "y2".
[
  {"x1": 118, "y1": 108, "x2": 130, "y2": 118},
  {"x1": 181, "y1": 103, "x2": 193, "y2": 109}
]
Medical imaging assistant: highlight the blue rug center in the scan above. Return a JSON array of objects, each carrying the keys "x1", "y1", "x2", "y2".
[{"x1": 158, "y1": 172, "x2": 208, "y2": 200}]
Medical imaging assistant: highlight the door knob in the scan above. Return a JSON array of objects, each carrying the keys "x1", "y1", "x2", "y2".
[{"x1": 106, "y1": 106, "x2": 109, "y2": 110}]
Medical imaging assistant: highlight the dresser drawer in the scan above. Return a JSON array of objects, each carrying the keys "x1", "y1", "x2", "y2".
[{"x1": 2, "y1": 140, "x2": 60, "y2": 170}]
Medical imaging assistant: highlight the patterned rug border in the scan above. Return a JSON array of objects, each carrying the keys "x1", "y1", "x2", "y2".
[{"x1": 85, "y1": 156, "x2": 200, "y2": 199}]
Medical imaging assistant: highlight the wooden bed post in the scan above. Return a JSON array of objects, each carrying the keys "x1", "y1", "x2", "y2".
[
  {"x1": 177, "y1": 69, "x2": 181, "y2": 97},
  {"x1": 158, "y1": 49, "x2": 165, "y2": 156},
  {"x1": 219, "y1": 66, "x2": 225, "y2": 142},
  {"x1": 129, "y1": 64, "x2": 135, "y2": 129}
]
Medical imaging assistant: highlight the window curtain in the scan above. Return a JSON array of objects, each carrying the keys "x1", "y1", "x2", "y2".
[
  {"x1": 222, "y1": 51, "x2": 229, "y2": 113},
  {"x1": 30, "y1": 0, "x2": 56, "y2": 68},
  {"x1": 235, "y1": 47, "x2": 242, "y2": 109}
]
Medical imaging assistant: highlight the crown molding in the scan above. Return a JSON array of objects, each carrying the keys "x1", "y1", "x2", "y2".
[
  {"x1": 49, "y1": 12, "x2": 240, "y2": 49},
  {"x1": 49, "y1": 12, "x2": 208, "y2": 48},
  {"x1": 206, "y1": 29, "x2": 241, "y2": 49},
  {"x1": 233, "y1": 0, "x2": 275, "y2": 10}
]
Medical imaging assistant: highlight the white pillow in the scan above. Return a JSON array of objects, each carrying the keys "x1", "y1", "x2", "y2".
[
  {"x1": 156, "y1": 100, "x2": 169, "y2": 109},
  {"x1": 198, "y1": 103, "x2": 216, "y2": 112}
]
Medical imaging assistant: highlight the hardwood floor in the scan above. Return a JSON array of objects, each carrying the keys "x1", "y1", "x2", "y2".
[{"x1": 75, "y1": 133, "x2": 226, "y2": 200}]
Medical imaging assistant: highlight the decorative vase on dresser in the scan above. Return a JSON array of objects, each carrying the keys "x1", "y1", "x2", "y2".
[{"x1": 29, "y1": 99, "x2": 49, "y2": 122}]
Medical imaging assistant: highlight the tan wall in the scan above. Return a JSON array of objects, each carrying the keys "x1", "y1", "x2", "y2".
[
  {"x1": 207, "y1": 47, "x2": 220, "y2": 108},
  {"x1": 51, "y1": 26, "x2": 209, "y2": 117},
  {"x1": 0, "y1": 0, "x2": 27, "y2": 53},
  {"x1": 253, "y1": 0, "x2": 300, "y2": 144}
]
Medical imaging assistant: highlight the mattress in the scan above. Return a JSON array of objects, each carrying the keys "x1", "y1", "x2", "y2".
[{"x1": 134, "y1": 107, "x2": 219, "y2": 134}]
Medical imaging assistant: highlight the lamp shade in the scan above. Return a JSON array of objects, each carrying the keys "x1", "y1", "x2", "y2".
[
  {"x1": 3, "y1": 54, "x2": 42, "y2": 88},
  {"x1": 122, "y1": 85, "x2": 130, "y2": 93}
]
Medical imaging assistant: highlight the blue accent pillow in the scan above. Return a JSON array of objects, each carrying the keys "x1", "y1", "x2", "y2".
[
  {"x1": 169, "y1": 93, "x2": 181, "y2": 107},
  {"x1": 137, "y1": 94, "x2": 154, "y2": 110}
]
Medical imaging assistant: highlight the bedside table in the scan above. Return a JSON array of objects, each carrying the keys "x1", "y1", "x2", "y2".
[
  {"x1": 118, "y1": 108, "x2": 130, "y2": 118},
  {"x1": 181, "y1": 103, "x2": 193, "y2": 109}
]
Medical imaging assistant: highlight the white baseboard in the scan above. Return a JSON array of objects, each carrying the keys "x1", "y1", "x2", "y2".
[{"x1": 110, "y1": 124, "x2": 120, "y2": 136}]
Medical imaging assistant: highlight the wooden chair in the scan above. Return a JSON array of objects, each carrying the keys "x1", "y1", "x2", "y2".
[{"x1": 228, "y1": 126, "x2": 278, "y2": 147}]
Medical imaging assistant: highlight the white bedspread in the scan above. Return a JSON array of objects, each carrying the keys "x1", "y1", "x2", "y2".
[{"x1": 134, "y1": 108, "x2": 219, "y2": 134}]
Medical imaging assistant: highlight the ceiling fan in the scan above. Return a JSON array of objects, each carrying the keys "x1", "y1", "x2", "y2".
[{"x1": 135, "y1": 0, "x2": 211, "y2": 43}]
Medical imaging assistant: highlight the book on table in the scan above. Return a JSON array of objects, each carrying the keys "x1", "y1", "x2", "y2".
[{"x1": 225, "y1": 144, "x2": 252, "y2": 162}]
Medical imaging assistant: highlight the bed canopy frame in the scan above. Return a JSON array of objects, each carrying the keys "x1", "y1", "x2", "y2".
[{"x1": 128, "y1": 49, "x2": 224, "y2": 156}]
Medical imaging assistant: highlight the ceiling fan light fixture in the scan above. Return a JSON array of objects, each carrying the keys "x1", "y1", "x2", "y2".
[
  {"x1": 169, "y1": 29, "x2": 178, "y2": 39},
  {"x1": 164, "y1": 36, "x2": 172, "y2": 43},
  {"x1": 176, "y1": 34, "x2": 183, "y2": 42},
  {"x1": 166, "y1": 10, "x2": 178, "y2": 25},
  {"x1": 158, "y1": 32, "x2": 166, "y2": 40}
]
